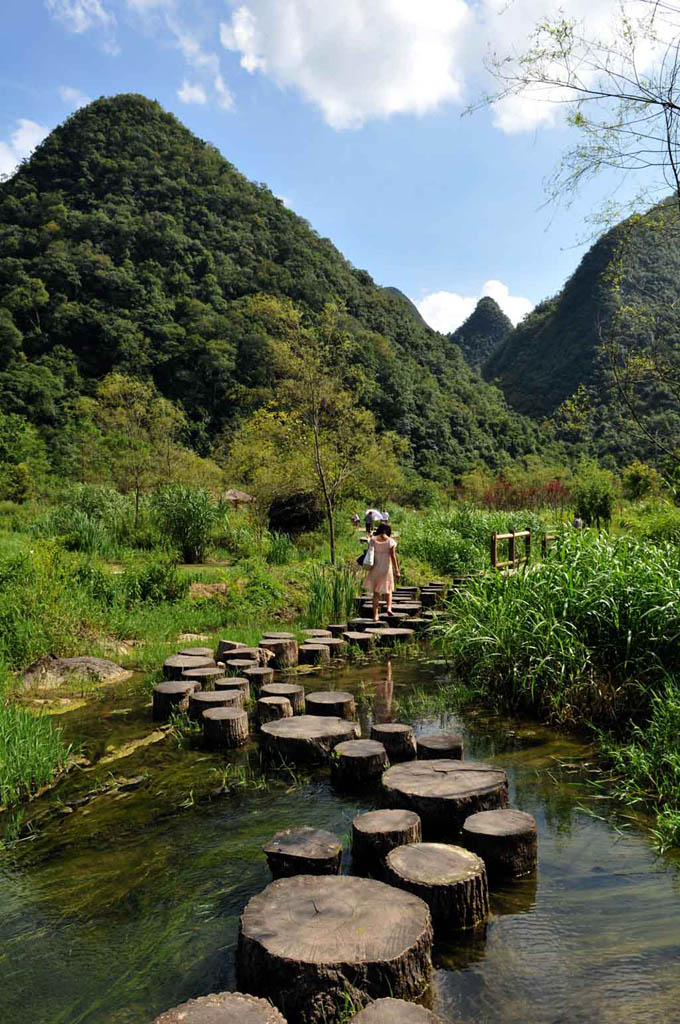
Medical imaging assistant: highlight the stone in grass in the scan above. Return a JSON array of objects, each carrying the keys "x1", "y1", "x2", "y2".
[
  {"x1": 162, "y1": 654, "x2": 215, "y2": 680},
  {"x1": 188, "y1": 689, "x2": 242, "y2": 721},
  {"x1": 151, "y1": 990, "x2": 288, "y2": 1023},
  {"x1": 236, "y1": 874, "x2": 433, "y2": 1024},
  {"x1": 384, "y1": 842, "x2": 489, "y2": 931},
  {"x1": 181, "y1": 665, "x2": 226, "y2": 688},
  {"x1": 351, "y1": 809, "x2": 422, "y2": 875},
  {"x1": 261, "y1": 682, "x2": 305, "y2": 715},
  {"x1": 260, "y1": 715, "x2": 359, "y2": 766},
  {"x1": 416, "y1": 734, "x2": 464, "y2": 761},
  {"x1": 263, "y1": 826, "x2": 342, "y2": 879},
  {"x1": 298, "y1": 644, "x2": 331, "y2": 667},
  {"x1": 349, "y1": 998, "x2": 447, "y2": 1023},
  {"x1": 244, "y1": 665, "x2": 275, "y2": 690},
  {"x1": 305, "y1": 690, "x2": 356, "y2": 720},
  {"x1": 202, "y1": 707, "x2": 249, "y2": 749},
  {"x1": 258, "y1": 695, "x2": 293, "y2": 725},
  {"x1": 215, "y1": 676, "x2": 251, "y2": 702},
  {"x1": 382, "y1": 760, "x2": 509, "y2": 836},
  {"x1": 370, "y1": 723, "x2": 416, "y2": 762},
  {"x1": 330, "y1": 739, "x2": 388, "y2": 792},
  {"x1": 153, "y1": 680, "x2": 198, "y2": 721},
  {"x1": 462, "y1": 808, "x2": 538, "y2": 879},
  {"x1": 301, "y1": 628, "x2": 332, "y2": 639}
]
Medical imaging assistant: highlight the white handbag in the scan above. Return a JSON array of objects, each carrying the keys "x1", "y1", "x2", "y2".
[{"x1": 363, "y1": 541, "x2": 375, "y2": 568}]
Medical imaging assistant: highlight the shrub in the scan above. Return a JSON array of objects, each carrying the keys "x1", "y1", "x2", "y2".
[
  {"x1": 572, "y1": 468, "x2": 617, "y2": 526},
  {"x1": 121, "y1": 560, "x2": 189, "y2": 605},
  {"x1": 152, "y1": 485, "x2": 219, "y2": 563}
]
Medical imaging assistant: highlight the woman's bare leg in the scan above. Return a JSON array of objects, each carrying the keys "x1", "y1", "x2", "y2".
[
  {"x1": 385, "y1": 590, "x2": 393, "y2": 615},
  {"x1": 372, "y1": 591, "x2": 380, "y2": 622}
]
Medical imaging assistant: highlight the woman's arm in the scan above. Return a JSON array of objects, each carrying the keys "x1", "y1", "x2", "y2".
[{"x1": 390, "y1": 547, "x2": 400, "y2": 579}]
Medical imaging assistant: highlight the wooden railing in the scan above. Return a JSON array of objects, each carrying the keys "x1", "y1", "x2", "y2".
[{"x1": 491, "y1": 529, "x2": 559, "y2": 569}]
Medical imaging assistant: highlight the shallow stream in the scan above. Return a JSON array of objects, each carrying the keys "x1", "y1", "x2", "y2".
[{"x1": 1, "y1": 655, "x2": 679, "y2": 1023}]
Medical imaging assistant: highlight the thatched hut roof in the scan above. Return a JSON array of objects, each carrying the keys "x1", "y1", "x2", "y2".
[{"x1": 224, "y1": 488, "x2": 254, "y2": 504}]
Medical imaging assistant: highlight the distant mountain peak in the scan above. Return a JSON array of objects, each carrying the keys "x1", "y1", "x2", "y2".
[{"x1": 449, "y1": 295, "x2": 513, "y2": 370}]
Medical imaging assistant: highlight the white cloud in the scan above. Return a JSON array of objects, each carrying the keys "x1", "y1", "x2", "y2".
[
  {"x1": 167, "y1": 18, "x2": 234, "y2": 110},
  {"x1": 177, "y1": 80, "x2": 208, "y2": 104},
  {"x1": 0, "y1": 119, "x2": 49, "y2": 179},
  {"x1": 45, "y1": 0, "x2": 118, "y2": 52},
  {"x1": 59, "y1": 84, "x2": 92, "y2": 109},
  {"x1": 416, "y1": 280, "x2": 533, "y2": 333}
]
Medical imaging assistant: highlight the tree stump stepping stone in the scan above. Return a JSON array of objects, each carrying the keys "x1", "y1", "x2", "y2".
[
  {"x1": 162, "y1": 654, "x2": 215, "y2": 680},
  {"x1": 419, "y1": 592, "x2": 439, "y2": 609},
  {"x1": 308, "y1": 637, "x2": 346, "y2": 659},
  {"x1": 366, "y1": 628, "x2": 415, "y2": 647},
  {"x1": 371, "y1": 723, "x2": 416, "y2": 762},
  {"x1": 261, "y1": 682, "x2": 305, "y2": 714},
  {"x1": 298, "y1": 644, "x2": 331, "y2": 666},
  {"x1": 189, "y1": 689, "x2": 242, "y2": 720},
  {"x1": 330, "y1": 739, "x2": 388, "y2": 792},
  {"x1": 263, "y1": 827, "x2": 342, "y2": 879},
  {"x1": 215, "y1": 639, "x2": 246, "y2": 661},
  {"x1": 153, "y1": 680, "x2": 198, "y2": 720},
  {"x1": 302, "y1": 628, "x2": 332, "y2": 639},
  {"x1": 181, "y1": 665, "x2": 226, "y2": 688},
  {"x1": 352, "y1": 809, "x2": 422, "y2": 874},
  {"x1": 260, "y1": 715, "x2": 359, "y2": 765},
  {"x1": 177, "y1": 646, "x2": 214, "y2": 659},
  {"x1": 462, "y1": 809, "x2": 538, "y2": 878},
  {"x1": 385, "y1": 613, "x2": 409, "y2": 627},
  {"x1": 258, "y1": 695, "x2": 293, "y2": 724},
  {"x1": 390, "y1": 602, "x2": 422, "y2": 616},
  {"x1": 305, "y1": 690, "x2": 356, "y2": 719},
  {"x1": 260, "y1": 638, "x2": 299, "y2": 668},
  {"x1": 262, "y1": 631, "x2": 296, "y2": 640},
  {"x1": 428, "y1": 582, "x2": 447, "y2": 589},
  {"x1": 203, "y1": 707, "x2": 249, "y2": 749},
  {"x1": 416, "y1": 734, "x2": 464, "y2": 761},
  {"x1": 215, "y1": 676, "x2": 251, "y2": 701},
  {"x1": 152, "y1": 990, "x2": 288, "y2": 1023},
  {"x1": 225, "y1": 658, "x2": 260, "y2": 674},
  {"x1": 236, "y1": 875, "x2": 433, "y2": 1024},
  {"x1": 384, "y1": 843, "x2": 489, "y2": 930},
  {"x1": 342, "y1": 631, "x2": 377, "y2": 650},
  {"x1": 244, "y1": 665, "x2": 275, "y2": 690},
  {"x1": 326, "y1": 623, "x2": 348, "y2": 638},
  {"x1": 382, "y1": 760, "x2": 509, "y2": 836},
  {"x1": 348, "y1": 617, "x2": 382, "y2": 632},
  {"x1": 402, "y1": 618, "x2": 428, "y2": 633},
  {"x1": 349, "y1": 998, "x2": 446, "y2": 1023},
  {"x1": 227, "y1": 646, "x2": 272, "y2": 666}
]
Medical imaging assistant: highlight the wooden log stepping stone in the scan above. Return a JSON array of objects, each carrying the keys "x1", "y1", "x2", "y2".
[
  {"x1": 462, "y1": 808, "x2": 538, "y2": 878},
  {"x1": 326, "y1": 623, "x2": 348, "y2": 638},
  {"x1": 370, "y1": 723, "x2": 416, "y2": 762},
  {"x1": 384, "y1": 843, "x2": 489, "y2": 930},
  {"x1": 162, "y1": 654, "x2": 215, "y2": 680},
  {"x1": 390, "y1": 602, "x2": 422, "y2": 616},
  {"x1": 305, "y1": 690, "x2": 356, "y2": 719},
  {"x1": 330, "y1": 739, "x2": 388, "y2": 792},
  {"x1": 244, "y1": 665, "x2": 274, "y2": 690},
  {"x1": 258, "y1": 695, "x2": 293, "y2": 724},
  {"x1": 260, "y1": 638, "x2": 299, "y2": 669},
  {"x1": 417, "y1": 734, "x2": 464, "y2": 761},
  {"x1": 366, "y1": 628, "x2": 415, "y2": 647},
  {"x1": 309, "y1": 636, "x2": 346, "y2": 659},
  {"x1": 153, "y1": 680, "x2": 198, "y2": 720},
  {"x1": 260, "y1": 715, "x2": 359, "y2": 765},
  {"x1": 402, "y1": 618, "x2": 428, "y2": 633},
  {"x1": 351, "y1": 809, "x2": 422, "y2": 873},
  {"x1": 152, "y1": 991, "x2": 288, "y2": 1023},
  {"x1": 428, "y1": 582, "x2": 447, "y2": 589},
  {"x1": 189, "y1": 689, "x2": 242, "y2": 721},
  {"x1": 225, "y1": 658, "x2": 259, "y2": 674},
  {"x1": 177, "y1": 646, "x2": 214, "y2": 658},
  {"x1": 298, "y1": 643, "x2": 331, "y2": 666},
  {"x1": 348, "y1": 617, "x2": 382, "y2": 632},
  {"x1": 262, "y1": 631, "x2": 296, "y2": 640},
  {"x1": 419, "y1": 592, "x2": 439, "y2": 608},
  {"x1": 263, "y1": 827, "x2": 342, "y2": 879},
  {"x1": 385, "y1": 613, "x2": 411, "y2": 628},
  {"x1": 203, "y1": 707, "x2": 249, "y2": 749},
  {"x1": 301, "y1": 628, "x2": 332, "y2": 638},
  {"x1": 215, "y1": 639, "x2": 246, "y2": 661},
  {"x1": 215, "y1": 676, "x2": 251, "y2": 701},
  {"x1": 261, "y1": 682, "x2": 305, "y2": 714},
  {"x1": 235, "y1": 875, "x2": 433, "y2": 1024},
  {"x1": 349, "y1": 998, "x2": 445, "y2": 1023},
  {"x1": 225, "y1": 646, "x2": 272, "y2": 666},
  {"x1": 181, "y1": 665, "x2": 226, "y2": 688},
  {"x1": 382, "y1": 760, "x2": 509, "y2": 835},
  {"x1": 342, "y1": 631, "x2": 378, "y2": 650}
]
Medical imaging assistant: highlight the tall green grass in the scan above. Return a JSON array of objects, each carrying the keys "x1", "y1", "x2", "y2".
[
  {"x1": 305, "y1": 564, "x2": 358, "y2": 625},
  {"x1": 0, "y1": 705, "x2": 73, "y2": 807}
]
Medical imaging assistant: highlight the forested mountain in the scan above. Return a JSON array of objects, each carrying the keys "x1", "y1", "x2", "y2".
[
  {"x1": 0, "y1": 93, "x2": 542, "y2": 485},
  {"x1": 449, "y1": 297, "x2": 513, "y2": 370}
]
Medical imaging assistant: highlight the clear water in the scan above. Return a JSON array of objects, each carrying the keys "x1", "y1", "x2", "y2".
[{"x1": 1, "y1": 656, "x2": 679, "y2": 1024}]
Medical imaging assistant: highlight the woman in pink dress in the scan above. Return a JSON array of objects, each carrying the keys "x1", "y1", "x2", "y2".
[{"x1": 363, "y1": 522, "x2": 401, "y2": 621}]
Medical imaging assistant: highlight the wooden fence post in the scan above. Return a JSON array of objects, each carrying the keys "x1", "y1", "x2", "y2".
[{"x1": 508, "y1": 530, "x2": 516, "y2": 568}]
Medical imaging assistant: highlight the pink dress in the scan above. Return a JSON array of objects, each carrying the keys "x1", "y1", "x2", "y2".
[{"x1": 363, "y1": 537, "x2": 397, "y2": 595}]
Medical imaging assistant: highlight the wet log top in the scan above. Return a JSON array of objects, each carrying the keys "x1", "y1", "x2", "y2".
[
  {"x1": 162, "y1": 654, "x2": 215, "y2": 679},
  {"x1": 464, "y1": 808, "x2": 536, "y2": 837},
  {"x1": 384, "y1": 760, "x2": 507, "y2": 800},
  {"x1": 261, "y1": 715, "x2": 359, "y2": 745},
  {"x1": 349, "y1": 997, "x2": 446, "y2": 1022},
  {"x1": 177, "y1": 646, "x2": 214, "y2": 658},
  {"x1": 152, "y1": 990, "x2": 288, "y2": 1023},
  {"x1": 386, "y1": 842, "x2": 484, "y2": 886},
  {"x1": 416, "y1": 734, "x2": 464, "y2": 760},
  {"x1": 264, "y1": 827, "x2": 342, "y2": 864}
]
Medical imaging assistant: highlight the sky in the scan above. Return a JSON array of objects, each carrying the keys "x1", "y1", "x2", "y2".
[{"x1": 0, "y1": 0, "x2": 650, "y2": 332}]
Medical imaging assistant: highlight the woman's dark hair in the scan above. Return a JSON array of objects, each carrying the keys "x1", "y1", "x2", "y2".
[{"x1": 375, "y1": 522, "x2": 392, "y2": 537}]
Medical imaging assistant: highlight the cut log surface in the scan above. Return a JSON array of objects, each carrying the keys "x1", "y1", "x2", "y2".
[
  {"x1": 349, "y1": 998, "x2": 446, "y2": 1023},
  {"x1": 370, "y1": 723, "x2": 416, "y2": 762},
  {"x1": 305, "y1": 691, "x2": 356, "y2": 720},
  {"x1": 225, "y1": 658, "x2": 260, "y2": 673},
  {"x1": 258, "y1": 695, "x2": 293, "y2": 724},
  {"x1": 462, "y1": 808, "x2": 538, "y2": 878},
  {"x1": 152, "y1": 680, "x2": 198, "y2": 720},
  {"x1": 177, "y1": 646, "x2": 214, "y2": 658},
  {"x1": 308, "y1": 637, "x2": 346, "y2": 659},
  {"x1": 261, "y1": 682, "x2": 305, "y2": 715},
  {"x1": 382, "y1": 760, "x2": 509, "y2": 836},
  {"x1": 342, "y1": 631, "x2": 377, "y2": 650},
  {"x1": 261, "y1": 715, "x2": 360, "y2": 765},
  {"x1": 348, "y1": 618, "x2": 382, "y2": 632},
  {"x1": 351, "y1": 809, "x2": 422, "y2": 872},
  {"x1": 203, "y1": 707, "x2": 249, "y2": 749},
  {"x1": 302, "y1": 628, "x2": 332, "y2": 638},
  {"x1": 262, "y1": 631, "x2": 296, "y2": 640},
  {"x1": 330, "y1": 739, "x2": 388, "y2": 792},
  {"x1": 189, "y1": 689, "x2": 242, "y2": 721},
  {"x1": 162, "y1": 654, "x2": 215, "y2": 680},
  {"x1": 326, "y1": 623, "x2": 348, "y2": 638},
  {"x1": 233, "y1": 646, "x2": 274, "y2": 666},
  {"x1": 263, "y1": 827, "x2": 342, "y2": 879},
  {"x1": 244, "y1": 665, "x2": 275, "y2": 690},
  {"x1": 390, "y1": 602, "x2": 422, "y2": 615},
  {"x1": 215, "y1": 676, "x2": 251, "y2": 701},
  {"x1": 181, "y1": 665, "x2": 226, "y2": 687},
  {"x1": 260, "y1": 638, "x2": 299, "y2": 669},
  {"x1": 365, "y1": 628, "x2": 415, "y2": 647},
  {"x1": 236, "y1": 875, "x2": 433, "y2": 1024},
  {"x1": 215, "y1": 639, "x2": 246, "y2": 661},
  {"x1": 384, "y1": 843, "x2": 489, "y2": 930},
  {"x1": 402, "y1": 619, "x2": 428, "y2": 633},
  {"x1": 152, "y1": 990, "x2": 288, "y2": 1023},
  {"x1": 298, "y1": 644, "x2": 332, "y2": 666},
  {"x1": 416, "y1": 734, "x2": 464, "y2": 761}
]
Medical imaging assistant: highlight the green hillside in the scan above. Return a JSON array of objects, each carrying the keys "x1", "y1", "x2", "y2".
[
  {"x1": 449, "y1": 296, "x2": 513, "y2": 370},
  {"x1": 0, "y1": 93, "x2": 542, "y2": 486}
]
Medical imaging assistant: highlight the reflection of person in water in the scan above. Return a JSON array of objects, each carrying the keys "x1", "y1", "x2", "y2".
[{"x1": 372, "y1": 659, "x2": 394, "y2": 722}]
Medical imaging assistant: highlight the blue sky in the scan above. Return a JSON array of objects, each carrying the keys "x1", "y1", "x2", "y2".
[{"x1": 1, "y1": 0, "x2": 639, "y2": 331}]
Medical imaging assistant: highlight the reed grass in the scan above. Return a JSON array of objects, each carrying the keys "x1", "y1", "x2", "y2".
[
  {"x1": 305, "y1": 564, "x2": 358, "y2": 625},
  {"x1": 0, "y1": 705, "x2": 73, "y2": 807}
]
